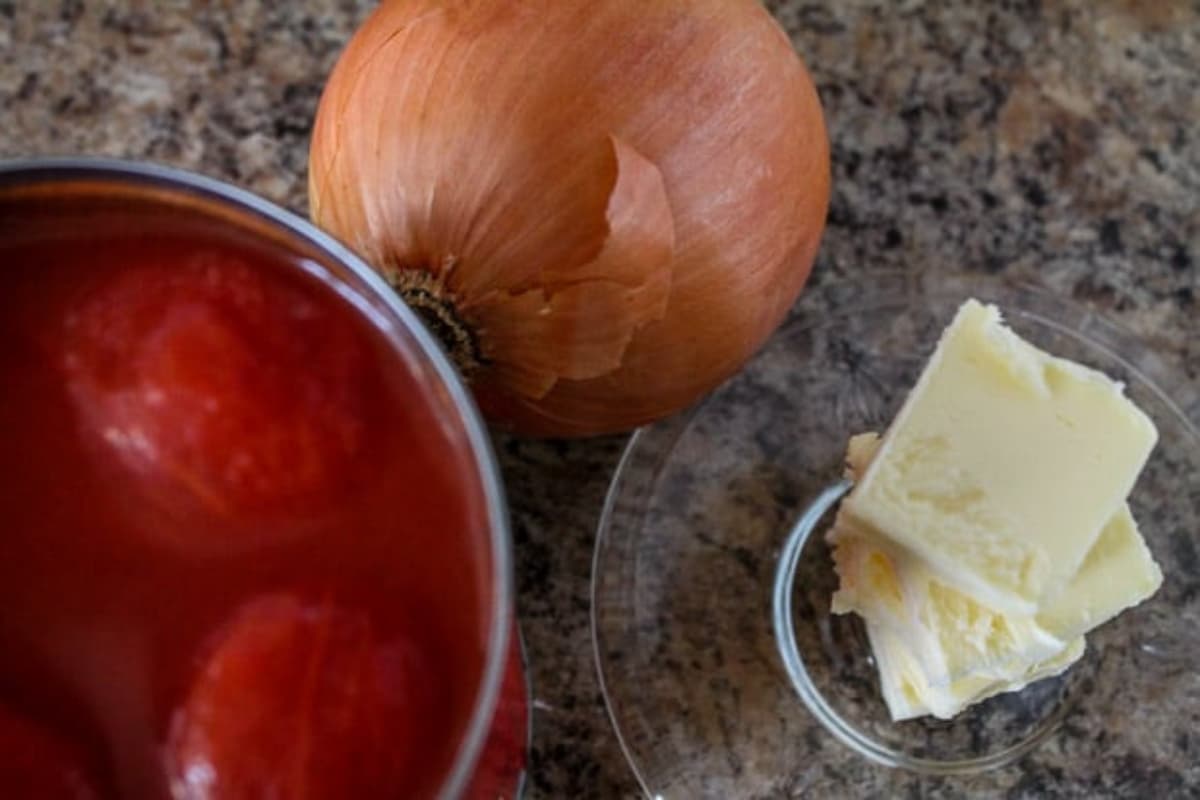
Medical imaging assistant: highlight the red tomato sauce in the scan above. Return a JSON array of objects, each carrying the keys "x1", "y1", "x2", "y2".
[{"x1": 0, "y1": 210, "x2": 492, "y2": 798}]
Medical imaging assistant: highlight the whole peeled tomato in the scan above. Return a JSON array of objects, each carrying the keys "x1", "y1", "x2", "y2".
[
  {"x1": 309, "y1": 0, "x2": 830, "y2": 436},
  {"x1": 61, "y1": 251, "x2": 371, "y2": 523},
  {"x1": 166, "y1": 594, "x2": 432, "y2": 800},
  {"x1": 0, "y1": 708, "x2": 100, "y2": 799}
]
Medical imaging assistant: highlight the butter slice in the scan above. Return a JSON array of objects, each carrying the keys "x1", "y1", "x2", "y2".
[
  {"x1": 839, "y1": 432, "x2": 1163, "y2": 646},
  {"x1": 868, "y1": 621, "x2": 1084, "y2": 721},
  {"x1": 831, "y1": 430, "x2": 1162, "y2": 720},
  {"x1": 832, "y1": 525, "x2": 1068, "y2": 686},
  {"x1": 1035, "y1": 504, "x2": 1163, "y2": 639},
  {"x1": 844, "y1": 300, "x2": 1158, "y2": 614}
]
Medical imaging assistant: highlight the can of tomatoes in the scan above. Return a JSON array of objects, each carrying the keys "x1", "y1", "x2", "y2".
[{"x1": 0, "y1": 159, "x2": 528, "y2": 799}]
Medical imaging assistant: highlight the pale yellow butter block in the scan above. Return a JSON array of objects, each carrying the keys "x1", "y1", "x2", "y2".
[
  {"x1": 1035, "y1": 504, "x2": 1163, "y2": 639},
  {"x1": 837, "y1": 432, "x2": 1163, "y2": 647},
  {"x1": 830, "y1": 431, "x2": 1162, "y2": 719},
  {"x1": 832, "y1": 508, "x2": 1161, "y2": 686},
  {"x1": 867, "y1": 620, "x2": 1085, "y2": 721},
  {"x1": 832, "y1": 524, "x2": 1067, "y2": 686},
  {"x1": 844, "y1": 299, "x2": 1158, "y2": 614}
]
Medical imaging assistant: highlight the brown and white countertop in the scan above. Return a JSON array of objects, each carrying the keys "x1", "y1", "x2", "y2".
[{"x1": 2, "y1": 1, "x2": 1197, "y2": 796}]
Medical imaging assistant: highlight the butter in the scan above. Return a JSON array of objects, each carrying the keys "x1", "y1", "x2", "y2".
[
  {"x1": 868, "y1": 620, "x2": 1084, "y2": 721},
  {"x1": 832, "y1": 432, "x2": 1161, "y2": 719},
  {"x1": 832, "y1": 525, "x2": 1069, "y2": 687},
  {"x1": 839, "y1": 433, "x2": 1163, "y2": 642},
  {"x1": 1034, "y1": 504, "x2": 1163, "y2": 639},
  {"x1": 845, "y1": 299, "x2": 1158, "y2": 614},
  {"x1": 827, "y1": 299, "x2": 1163, "y2": 721}
]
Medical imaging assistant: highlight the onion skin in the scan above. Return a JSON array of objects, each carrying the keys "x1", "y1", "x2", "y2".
[{"x1": 310, "y1": 0, "x2": 830, "y2": 436}]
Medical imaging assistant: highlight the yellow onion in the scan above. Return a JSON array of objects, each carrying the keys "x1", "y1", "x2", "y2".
[{"x1": 309, "y1": 0, "x2": 830, "y2": 436}]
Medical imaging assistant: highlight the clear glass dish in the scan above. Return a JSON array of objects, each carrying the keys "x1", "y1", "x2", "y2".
[{"x1": 591, "y1": 272, "x2": 1200, "y2": 797}]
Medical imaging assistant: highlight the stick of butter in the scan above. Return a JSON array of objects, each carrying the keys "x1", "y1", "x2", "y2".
[{"x1": 844, "y1": 299, "x2": 1158, "y2": 615}]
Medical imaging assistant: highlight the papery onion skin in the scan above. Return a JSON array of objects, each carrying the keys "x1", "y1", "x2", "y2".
[{"x1": 310, "y1": 0, "x2": 830, "y2": 436}]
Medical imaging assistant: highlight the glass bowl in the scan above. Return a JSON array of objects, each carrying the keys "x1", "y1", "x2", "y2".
[
  {"x1": 591, "y1": 271, "x2": 1200, "y2": 797},
  {"x1": 0, "y1": 159, "x2": 524, "y2": 799}
]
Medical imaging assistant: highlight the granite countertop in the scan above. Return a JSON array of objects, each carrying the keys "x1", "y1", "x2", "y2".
[{"x1": 1, "y1": 1, "x2": 1197, "y2": 797}]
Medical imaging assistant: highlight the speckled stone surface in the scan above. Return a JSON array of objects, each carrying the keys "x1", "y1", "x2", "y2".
[{"x1": 1, "y1": 1, "x2": 1197, "y2": 798}]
